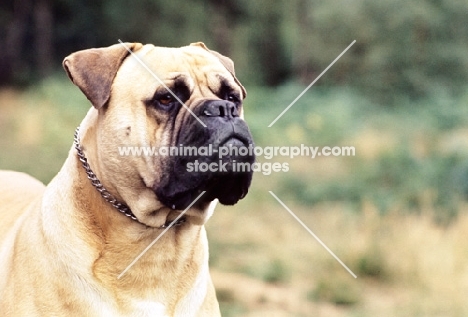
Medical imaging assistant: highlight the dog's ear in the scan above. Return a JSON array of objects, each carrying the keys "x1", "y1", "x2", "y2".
[
  {"x1": 63, "y1": 43, "x2": 143, "y2": 109},
  {"x1": 190, "y1": 42, "x2": 247, "y2": 99}
]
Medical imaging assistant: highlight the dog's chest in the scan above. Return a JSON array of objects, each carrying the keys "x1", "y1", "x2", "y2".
[{"x1": 131, "y1": 300, "x2": 168, "y2": 317}]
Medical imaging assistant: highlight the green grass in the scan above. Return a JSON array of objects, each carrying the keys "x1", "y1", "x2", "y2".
[
  {"x1": 308, "y1": 277, "x2": 361, "y2": 306},
  {"x1": 240, "y1": 258, "x2": 291, "y2": 284},
  {"x1": 243, "y1": 84, "x2": 468, "y2": 223},
  {"x1": 0, "y1": 75, "x2": 89, "y2": 183}
]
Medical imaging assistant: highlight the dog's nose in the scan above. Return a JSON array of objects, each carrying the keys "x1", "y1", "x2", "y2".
[{"x1": 202, "y1": 100, "x2": 238, "y2": 119}]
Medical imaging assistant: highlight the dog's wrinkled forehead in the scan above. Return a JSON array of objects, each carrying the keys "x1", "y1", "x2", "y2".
[{"x1": 118, "y1": 43, "x2": 245, "y2": 100}]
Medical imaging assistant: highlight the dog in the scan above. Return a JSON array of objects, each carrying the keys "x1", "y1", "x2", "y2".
[{"x1": 0, "y1": 42, "x2": 254, "y2": 316}]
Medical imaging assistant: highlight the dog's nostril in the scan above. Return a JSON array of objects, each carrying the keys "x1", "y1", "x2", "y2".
[
  {"x1": 203, "y1": 101, "x2": 238, "y2": 119},
  {"x1": 230, "y1": 105, "x2": 238, "y2": 117},
  {"x1": 219, "y1": 105, "x2": 226, "y2": 117}
]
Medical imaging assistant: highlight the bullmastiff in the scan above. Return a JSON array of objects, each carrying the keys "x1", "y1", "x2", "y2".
[{"x1": 0, "y1": 42, "x2": 255, "y2": 316}]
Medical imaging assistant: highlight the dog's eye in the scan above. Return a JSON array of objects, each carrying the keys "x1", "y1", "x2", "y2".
[
  {"x1": 226, "y1": 93, "x2": 239, "y2": 103},
  {"x1": 158, "y1": 94, "x2": 174, "y2": 106}
]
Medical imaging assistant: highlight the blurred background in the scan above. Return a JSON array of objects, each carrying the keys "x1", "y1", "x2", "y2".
[{"x1": 1, "y1": 0, "x2": 468, "y2": 316}]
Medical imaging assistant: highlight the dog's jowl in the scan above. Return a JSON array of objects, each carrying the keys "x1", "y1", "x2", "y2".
[{"x1": 0, "y1": 42, "x2": 254, "y2": 317}]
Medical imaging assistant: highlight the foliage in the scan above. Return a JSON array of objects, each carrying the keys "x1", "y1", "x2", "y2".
[
  {"x1": 242, "y1": 258, "x2": 291, "y2": 284},
  {"x1": 1, "y1": 0, "x2": 468, "y2": 104},
  {"x1": 243, "y1": 84, "x2": 468, "y2": 222},
  {"x1": 308, "y1": 274, "x2": 361, "y2": 306}
]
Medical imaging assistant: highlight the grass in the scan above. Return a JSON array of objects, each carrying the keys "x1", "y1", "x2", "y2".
[
  {"x1": 308, "y1": 278, "x2": 361, "y2": 306},
  {"x1": 0, "y1": 75, "x2": 88, "y2": 182},
  {"x1": 2, "y1": 76, "x2": 468, "y2": 316},
  {"x1": 247, "y1": 84, "x2": 468, "y2": 225},
  {"x1": 209, "y1": 201, "x2": 468, "y2": 316}
]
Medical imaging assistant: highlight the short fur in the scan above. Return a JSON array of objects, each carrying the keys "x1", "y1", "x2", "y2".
[{"x1": 0, "y1": 42, "x2": 254, "y2": 316}]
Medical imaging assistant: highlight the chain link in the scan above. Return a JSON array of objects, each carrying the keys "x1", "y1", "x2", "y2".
[{"x1": 73, "y1": 127, "x2": 185, "y2": 229}]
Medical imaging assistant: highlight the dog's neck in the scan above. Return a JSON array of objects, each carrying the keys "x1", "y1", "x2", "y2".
[{"x1": 73, "y1": 126, "x2": 187, "y2": 229}]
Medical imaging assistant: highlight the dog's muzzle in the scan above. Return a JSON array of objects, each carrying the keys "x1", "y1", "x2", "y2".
[{"x1": 155, "y1": 99, "x2": 255, "y2": 210}]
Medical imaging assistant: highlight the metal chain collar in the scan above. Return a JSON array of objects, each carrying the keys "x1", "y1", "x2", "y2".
[{"x1": 73, "y1": 127, "x2": 185, "y2": 229}]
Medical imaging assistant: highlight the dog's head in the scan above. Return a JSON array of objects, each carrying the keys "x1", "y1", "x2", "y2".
[{"x1": 63, "y1": 42, "x2": 254, "y2": 225}]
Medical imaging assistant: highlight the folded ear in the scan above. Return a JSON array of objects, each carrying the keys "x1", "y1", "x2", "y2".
[
  {"x1": 190, "y1": 42, "x2": 247, "y2": 99},
  {"x1": 63, "y1": 43, "x2": 143, "y2": 109}
]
